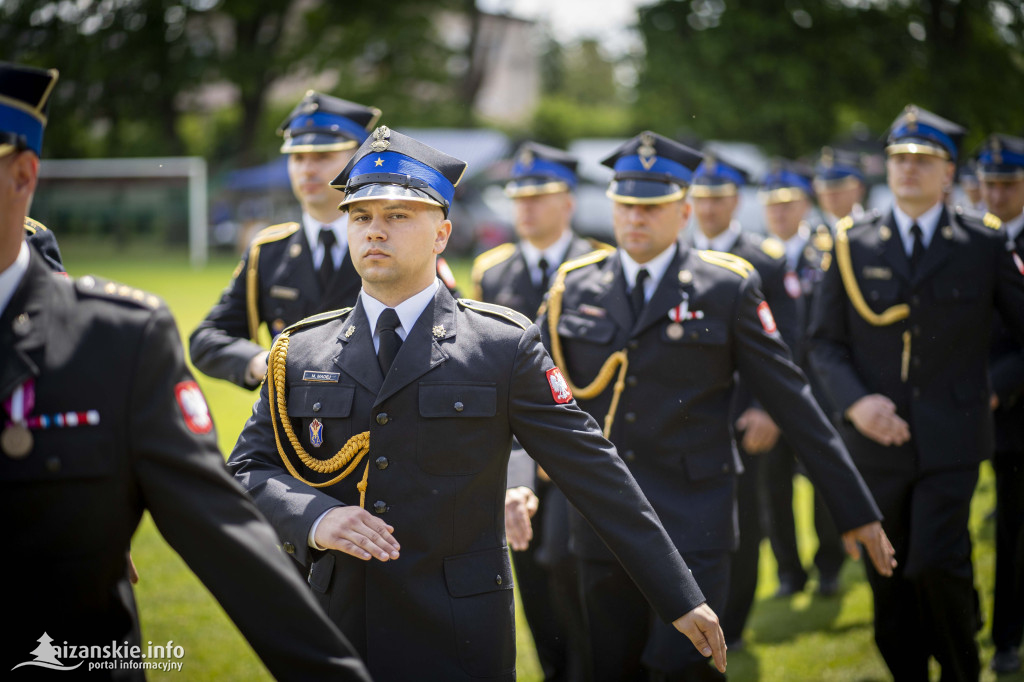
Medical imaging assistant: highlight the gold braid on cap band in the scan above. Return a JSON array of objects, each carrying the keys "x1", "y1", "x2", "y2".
[
  {"x1": 546, "y1": 258, "x2": 629, "y2": 439},
  {"x1": 267, "y1": 331, "x2": 372, "y2": 506},
  {"x1": 834, "y1": 217, "x2": 909, "y2": 326}
]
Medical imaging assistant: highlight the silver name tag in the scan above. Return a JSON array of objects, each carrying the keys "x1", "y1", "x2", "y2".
[{"x1": 302, "y1": 371, "x2": 340, "y2": 383}]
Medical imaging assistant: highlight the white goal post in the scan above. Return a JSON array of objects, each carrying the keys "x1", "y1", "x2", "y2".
[{"x1": 38, "y1": 157, "x2": 209, "y2": 268}]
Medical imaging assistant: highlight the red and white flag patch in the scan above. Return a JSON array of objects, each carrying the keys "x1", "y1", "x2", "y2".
[
  {"x1": 546, "y1": 367, "x2": 573, "y2": 404},
  {"x1": 1013, "y1": 250, "x2": 1024, "y2": 276},
  {"x1": 757, "y1": 301, "x2": 778, "y2": 334},
  {"x1": 175, "y1": 380, "x2": 213, "y2": 434}
]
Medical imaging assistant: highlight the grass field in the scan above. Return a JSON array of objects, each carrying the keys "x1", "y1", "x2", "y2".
[{"x1": 55, "y1": 238, "x2": 1022, "y2": 681}]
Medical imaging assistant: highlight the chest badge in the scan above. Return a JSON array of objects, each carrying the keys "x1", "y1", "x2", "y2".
[
  {"x1": 757, "y1": 301, "x2": 778, "y2": 334},
  {"x1": 432, "y1": 324, "x2": 446, "y2": 338},
  {"x1": 784, "y1": 271, "x2": 802, "y2": 299},
  {"x1": 309, "y1": 418, "x2": 324, "y2": 447}
]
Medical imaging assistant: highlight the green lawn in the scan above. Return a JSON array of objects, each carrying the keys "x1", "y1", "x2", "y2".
[{"x1": 56, "y1": 238, "x2": 1021, "y2": 681}]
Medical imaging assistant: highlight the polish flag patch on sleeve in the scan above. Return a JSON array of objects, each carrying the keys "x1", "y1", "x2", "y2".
[
  {"x1": 757, "y1": 301, "x2": 778, "y2": 334},
  {"x1": 546, "y1": 367, "x2": 573, "y2": 404},
  {"x1": 175, "y1": 380, "x2": 213, "y2": 434}
]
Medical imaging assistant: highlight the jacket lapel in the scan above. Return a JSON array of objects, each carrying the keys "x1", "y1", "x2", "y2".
[
  {"x1": 634, "y1": 243, "x2": 685, "y2": 335},
  {"x1": 322, "y1": 250, "x2": 362, "y2": 311},
  {"x1": 878, "y1": 210, "x2": 913, "y2": 284},
  {"x1": 0, "y1": 251, "x2": 49, "y2": 401},
  {"x1": 595, "y1": 251, "x2": 635, "y2": 334},
  {"x1": 333, "y1": 301, "x2": 383, "y2": 396},
  {"x1": 374, "y1": 286, "x2": 454, "y2": 407},
  {"x1": 912, "y1": 207, "x2": 954, "y2": 284}
]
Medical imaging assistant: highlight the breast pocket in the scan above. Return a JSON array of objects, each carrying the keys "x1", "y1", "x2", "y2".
[
  {"x1": 557, "y1": 310, "x2": 618, "y2": 345},
  {"x1": 416, "y1": 382, "x2": 498, "y2": 475},
  {"x1": 287, "y1": 384, "x2": 356, "y2": 451}
]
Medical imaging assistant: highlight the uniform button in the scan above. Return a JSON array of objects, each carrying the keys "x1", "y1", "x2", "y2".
[
  {"x1": 912, "y1": 388, "x2": 921, "y2": 399},
  {"x1": 623, "y1": 450, "x2": 636, "y2": 462},
  {"x1": 283, "y1": 542, "x2": 295, "y2": 554},
  {"x1": 376, "y1": 412, "x2": 389, "y2": 425},
  {"x1": 722, "y1": 463, "x2": 731, "y2": 473},
  {"x1": 373, "y1": 500, "x2": 388, "y2": 514},
  {"x1": 312, "y1": 402, "x2": 322, "y2": 413},
  {"x1": 912, "y1": 325, "x2": 921, "y2": 337},
  {"x1": 952, "y1": 288, "x2": 960, "y2": 299},
  {"x1": 624, "y1": 412, "x2": 637, "y2": 423},
  {"x1": 454, "y1": 401, "x2": 464, "y2": 412},
  {"x1": 912, "y1": 357, "x2": 921, "y2": 368},
  {"x1": 375, "y1": 456, "x2": 389, "y2": 470},
  {"x1": 626, "y1": 376, "x2": 638, "y2": 388},
  {"x1": 869, "y1": 291, "x2": 880, "y2": 301},
  {"x1": 627, "y1": 340, "x2": 640, "y2": 350},
  {"x1": 46, "y1": 457, "x2": 61, "y2": 473},
  {"x1": 495, "y1": 575, "x2": 503, "y2": 586},
  {"x1": 910, "y1": 295, "x2": 920, "y2": 306}
]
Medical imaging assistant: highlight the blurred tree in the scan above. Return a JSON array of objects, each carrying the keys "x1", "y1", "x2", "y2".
[
  {"x1": 635, "y1": 0, "x2": 1024, "y2": 157},
  {"x1": 0, "y1": 0, "x2": 463, "y2": 165}
]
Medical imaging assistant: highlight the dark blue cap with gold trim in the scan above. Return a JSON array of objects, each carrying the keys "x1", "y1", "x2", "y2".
[
  {"x1": 331, "y1": 126, "x2": 467, "y2": 217},
  {"x1": 976, "y1": 134, "x2": 1024, "y2": 181},
  {"x1": 601, "y1": 131, "x2": 703, "y2": 204},
  {"x1": 278, "y1": 90, "x2": 381, "y2": 154},
  {"x1": 814, "y1": 147, "x2": 864, "y2": 188},
  {"x1": 505, "y1": 142, "x2": 578, "y2": 198},
  {"x1": 885, "y1": 104, "x2": 965, "y2": 162},
  {"x1": 690, "y1": 152, "x2": 749, "y2": 198},
  {"x1": 759, "y1": 160, "x2": 814, "y2": 205},
  {"x1": 0, "y1": 62, "x2": 59, "y2": 158}
]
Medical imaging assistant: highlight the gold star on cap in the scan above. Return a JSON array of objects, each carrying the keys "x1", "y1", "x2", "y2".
[{"x1": 374, "y1": 157, "x2": 384, "y2": 167}]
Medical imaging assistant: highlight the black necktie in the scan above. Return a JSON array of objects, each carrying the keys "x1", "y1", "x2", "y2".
[
  {"x1": 538, "y1": 257, "x2": 550, "y2": 292},
  {"x1": 909, "y1": 223, "x2": 924, "y2": 274},
  {"x1": 630, "y1": 268, "x2": 649, "y2": 321},
  {"x1": 376, "y1": 308, "x2": 403, "y2": 377},
  {"x1": 318, "y1": 228, "x2": 337, "y2": 290}
]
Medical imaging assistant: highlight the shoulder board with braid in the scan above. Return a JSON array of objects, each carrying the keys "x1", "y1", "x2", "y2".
[
  {"x1": 760, "y1": 236, "x2": 785, "y2": 260},
  {"x1": 558, "y1": 247, "x2": 614, "y2": 274},
  {"x1": 252, "y1": 221, "x2": 301, "y2": 246},
  {"x1": 23, "y1": 216, "x2": 48, "y2": 235},
  {"x1": 457, "y1": 299, "x2": 532, "y2": 329},
  {"x1": 953, "y1": 206, "x2": 1002, "y2": 232},
  {"x1": 699, "y1": 250, "x2": 755, "y2": 279},
  {"x1": 283, "y1": 307, "x2": 353, "y2": 334},
  {"x1": 471, "y1": 243, "x2": 517, "y2": 283},
  {"x1": 74, "y1": 275, "x2": 163, "y2": 310}
]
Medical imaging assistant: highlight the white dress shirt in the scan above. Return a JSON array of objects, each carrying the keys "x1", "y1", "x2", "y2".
[
  {"x1": 303, "y1": 213, "x2": 348, "y2": 270},
  {"x1": 619, "y1": 242, "x2": 678, "y2": 303},
  {"x1": 519, "y1": 230, "x2": 573, "y2": 287},
  {"x1": 0, "y1": 241, "x2": 30, "y2": 317},
  {"x1": 892, "y1": 201, "x2": 944, "y2": 257},
  {"x1": 692, "y1": 221, "x2": 742, "y2": 253}
]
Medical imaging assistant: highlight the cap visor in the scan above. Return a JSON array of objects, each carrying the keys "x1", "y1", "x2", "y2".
[
  {"x1": 505, "y1": 180, "x2": 570, "y2": 198},
  {"x1": 758, "y1": 188, "x2": 808, "y2": 205},
  {"x1": 689, "y1": 183, "x2": 738, "y2": 198},
  {"x1": 885, "y1": 142, "x2": 950, "y2": 160},
  {"x1": 606, "y1": 178, "x2": 686, "y2": 204},
  {"x1": 281, "y1": 132, "x2": 359, "y2": 154},
  {"x1": 339, "y1": 184, "x2": 444, "y2": 210}
]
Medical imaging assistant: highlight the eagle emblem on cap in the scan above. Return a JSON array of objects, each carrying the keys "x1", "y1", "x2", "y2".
[
  {"x1": 905, "y1": 105, "x2": 918, "y2": 133},
  {"x1": 992, "y1": 135, "x2": 1003, "y2": 164},
  {"x1": 820, "y1": 146, "x2": 834, "y2": 167},
  {"x1": 519, "y1": 148, "x2": 534, "y2": 169},
  {"x1": 639, "y1": 132, "x2": 657, "y2": 171},
  {"x1": 704, "y1": 153, "x2": 717, "y2": 174},
  {"x1": 370, "y1": 125, "x2": 391, "y2": 152}
]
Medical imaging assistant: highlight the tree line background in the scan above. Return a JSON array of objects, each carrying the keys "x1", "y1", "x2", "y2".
[{"x1": 2, "y1": 0, "x2": 1023, "y2": 172}]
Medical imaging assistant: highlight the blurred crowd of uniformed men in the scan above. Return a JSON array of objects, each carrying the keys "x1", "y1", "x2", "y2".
[{"x1": 3, "y1": 56, "x2": 1024, "y2": 682}]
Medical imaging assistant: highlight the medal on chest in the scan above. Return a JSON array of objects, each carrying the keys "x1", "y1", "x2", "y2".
[{"x1": 666, "y1": 295, "x2": 704, "y2": 339}]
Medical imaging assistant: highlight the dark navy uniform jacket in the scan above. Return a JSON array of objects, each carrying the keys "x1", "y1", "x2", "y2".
[
  {"x1": 809, "y1": 206, "x2": 1024, "y2": 473},
  {"x1": 24, "y1": 216, "x2": 64, "y2": 272},
  {"x1": 0, "y1": 248, "x2": 370, "y2": 681},
  {"x1": 991, "y1": 228, "x2": 1024, "y2": 456},
  {"x1": 191, "y1": 221, "x2": 459, "y2": 389},
  {"x1": 227, "y1": 285, "x2": 702, "y2": 682},
  {"x1": 472, "y1": 234, "x2": 605, "y2": 320},
  {"x1": 539, "y1": 242, "x2": 880, "y2": 558}
]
